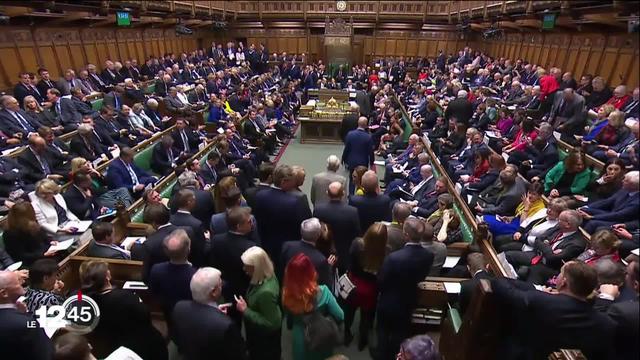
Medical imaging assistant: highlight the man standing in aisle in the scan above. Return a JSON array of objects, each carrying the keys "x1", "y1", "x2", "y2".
[{"x1": 342, "y1": 116, "x2": 375, "y2": 195}]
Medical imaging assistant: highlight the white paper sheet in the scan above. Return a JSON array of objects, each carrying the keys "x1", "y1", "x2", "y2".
[
  {"x1": 373, "y1": 160, "x2": 386, "y2": 166},
  {"x1": 110, "y1": 147, "x2": 121, "y2": 159},
  {"x1": 120, "y1": 237, "x2": 146, "y2": 250},
  {"x1": 632, "y1": 248, "x2": 639, "y2": 256},
  {"x1": 443, "y1": 256, "x2": 461, "y2": 268},
  {"x1": 104, "y1": 347, "x2": 144, "y2": 360},
  {"x1": 123, "y1": 281, "x2": 148, "y2": 290},
  {"x1": 6, "y1": 261, "x2": 22, "y2": 271},
  {"x1": 444, "y1": 282, "x2": 462, "y2": 294},
  {"x1": 64, "y1": 220, "x2": 93, "y2": 233},
  {"x1": 47, "y1": 239, "x2": 75, "y2": 252}
]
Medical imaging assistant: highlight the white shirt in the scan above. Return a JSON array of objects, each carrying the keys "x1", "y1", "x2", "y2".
[{"x1": 522, "y1": 219, "x2": 558, "y2": 251}]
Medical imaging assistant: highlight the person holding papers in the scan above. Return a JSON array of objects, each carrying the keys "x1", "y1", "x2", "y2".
[
  {"x1": 105, "y1": 147, "x2": 157, "y2": 198},
  {"x1": 151, "y1": 135, "x2": 180, "y2": 176},
  {"x1": 29, "y1": 179, "x2": 81, "y2": 236},
  {"x1": 86, "y1": 222, "x2": 131, "y2": 260},
  {"x1": 3, "y1": 201, "x2": 58, "y2": 266}
]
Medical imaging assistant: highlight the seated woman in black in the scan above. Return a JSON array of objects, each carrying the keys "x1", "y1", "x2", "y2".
[{"x1": 3, "y1": 201, "x2": 57, "y2": 266}]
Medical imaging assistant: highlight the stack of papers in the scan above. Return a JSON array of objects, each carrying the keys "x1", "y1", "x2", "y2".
[
  {"x1": 443, "y1": 282, "x2": 462, "y2": 294},
  {"x1": 443, "y1": 256, "x2": 461, "y2": 269},
  {"x1": 123, "y1": 281, "x2": 148, "y2": 290},
  {"x1": 373, "y1": 160, "x2": 386, "y2": 166}
]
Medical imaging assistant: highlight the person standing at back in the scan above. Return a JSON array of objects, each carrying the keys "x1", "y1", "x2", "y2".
[
  {"x1": 310, "y1": 155, "x2": 347, "y2": 206},
  {"x1": 349, "y1": 171, "x2": 392, "y2": 236},
  {"x1": 375, "y1": 218, "x2": 434, "y2": 360},
  {"x1": 342, "y1": 117, "x2": 375, "y2": 194}
]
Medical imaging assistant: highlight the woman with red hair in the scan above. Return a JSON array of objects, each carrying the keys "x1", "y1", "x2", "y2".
[{"x1": 282, "y1": 253, "x2": 344, "y2": 360}]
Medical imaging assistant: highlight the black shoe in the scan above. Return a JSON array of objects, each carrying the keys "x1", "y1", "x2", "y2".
[{"x1": 344, "y1": 330, "x2": 354, "y2": 347}]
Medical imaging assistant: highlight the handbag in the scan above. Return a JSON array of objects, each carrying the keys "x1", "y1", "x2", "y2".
[
  {"x1": 302, "y1": 310, "x2": 342, "y2": 352},
  {"x1": 336, "y1": 272, "x2": 356, "y2": 300}
]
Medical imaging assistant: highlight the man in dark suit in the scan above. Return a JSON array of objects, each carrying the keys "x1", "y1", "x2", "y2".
[
  {"x1": 94, "y1": 106, "x2": 133, "y2": 148},
  {"x1": 595, "y1": 260, "x2": 639, "y2": 360},
  {"x1": 339, "y1": 105, "x2": 360, "y2": 142},
  {"x1": 18, "y1": 135, "x2": 65, "y2": 185},
  {"x1": 280, "y1": 217, "x2": 332, "y2": 287},
  {"x1": 491, "y1": 261, "x2": 615, "y2": 360},
  {"x1": 69, "y1": 88, "x2": 98, "y2": 117},
  {"x1": 103, "y1": 85, "x2": 125, "y2": 112},
  {"x1": 349, "y1": 171, "x2": 392, "y2": 236},
  {"x1": 342, "y1": 117, "x2": 375, "y2": 194},
  {"x1": 243, "y1": 109, "x2": 276, "y2": 154},
  {"x1": 313, "y1": 182, "x2": 361, "y2": 274},
  {"x1": 0, "y1": 270, "x2": 54, "y2": 360},
  {"x1": 172, "y1": 268, "x2": 247, "y2": 360},
  {"x1": 169, "y1": 188, "x2": 208, "y2": 268},
  {"x1": 36, "y1": 68, "x2": 59, "y2": 97},
  {"x1": 46, "y1": 88, "x2": 82, "y2": 132},
  {"x1": 64, "y1": 172, "x2": 101, "y2": 220},
  {"x1": 253, "y1": 164, "x2": 312, "y2": 260},
  {"x1": 376, "y1": 218, "x2": 434, "y2": 360},
  {"x1": 151, "y1": 135, "x2": 178, "y2": 176},
  {"x1": 243, "y1": 162, "x2": 273, "y2": 209},
  {"x1": 0, "y1": 95, "x2": 41, "y2": 141},
  {"x1": 199, "y1": 152, "x2": 228, "y2": 187},
  {"x1": 209, "y1": 207, "x2": 256, "y2": 319},
  {"x1": 458, "y1": 253, "x2": 492, "y2": 316},
  {"x1": 148, "y1": 229, "x2": 196, "y2": 329},
  {"x1": 155, "y1": 74, "x2": 174, "y2": 98},
  {"x1": 164, "y1": 87, "x2": 192, "y2": 115},
  {"x1": 548, "y1": 88, "x2": 586, "y2": 142},
  {"x1": 85, "y1": 64, "x2": 109, "y2": 93},
  {"x1": 100, "y1": 60, "x2": 122, "y2": 86},
  {"x1": 70, "y1": 124, "x2": 108, "y2": 163},
  {"x1": 474, "y1": 165, "x2": 526, "y2": 217},
  {"x1": 444, "y1": 90, "x2": 474, "y2": 126},
  {"x1": 14, "y1": 72, "x2": 44, "y2": 107},
  {"x1": 0, "y1": 156, "x2": 32, "y2": 198},
  {"x1": 512, "y1": 210, "x2": 587, "y2": 285},
  {"x1": 85, "y1": 222, "x2": 131, "y2": 260},
  {"x1": 131, "y1": 204, "x2": 195, "y2": 283},
  {"x1": 105, "y1": 147, "x2": 157, "y2": 196},
  {"x1": 578, "y1": 171, "x2": 640, "y2": 232},
  {"x1": 510, "y1": 137, "x2": 559, "y2": 180},
  {"x1": 171, "y1": 118, "x2": 200, "y2": 157},
  {"x1": 354, "y1": 89, "x2": 372, "y2": 117}
]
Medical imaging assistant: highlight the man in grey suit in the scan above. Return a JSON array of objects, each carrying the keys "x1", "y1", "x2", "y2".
[
  {"x1": 474, "y1": 164, "x2": 526, "y2": 217},
  {"x1": 164, "y1": 86, "x2": 193, "y2": 115},
  {"x1": 46, "y1": 88, "x2": 82, "y2": 132},
  {"x1": 57, "y1": 69, "x2": 91, "y2": 96},
  {"x1": 310, "y1": 154, "x2": 347, "y2": 206},
  {"x1": 86, "y1": 222, "x2": 131, "y2": 260},
  {"x1": 386, "y1": 202, "x2": 412, "y2": 252},
  {"x1": 548, "y1": 88, "x2": 586, "y2": 143}
]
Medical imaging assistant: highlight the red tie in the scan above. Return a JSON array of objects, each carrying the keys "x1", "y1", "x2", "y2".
[{"x1": 531, "y1": 232, "x2": 563, "y2": 265}]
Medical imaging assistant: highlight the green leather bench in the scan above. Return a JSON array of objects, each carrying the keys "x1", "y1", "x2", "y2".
[
  {"x1": 144, "y1": 84, "x2": 156, "y2": 95},
  {"x1": 91, "y1": 98, "x2": 104, "y2": 111},
  {"x1": 130, "y1": 180, "x2": 177, "y2": 223},
  {"x1": 133, "y1": 145, "x2": 155, "y2": 172}
]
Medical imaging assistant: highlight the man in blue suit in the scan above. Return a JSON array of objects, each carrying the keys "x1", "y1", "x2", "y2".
[
  {"x1": 106, "y1": 147, "x2": 157, "y2": 197},
  {"x1": 253, "y1": 164, "x2": 312, "y2": 260},
  {"x1": 342, "y1": 117, "x2": 375, "y2": 194},
  {"x1": 578, "y1": 171, "x2": 639, "y2": 233},
  {"x1": 375, "y1": 218, "x2": 434, "y2": 360}
]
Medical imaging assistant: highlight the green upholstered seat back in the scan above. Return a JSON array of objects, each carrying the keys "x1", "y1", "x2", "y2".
[
  {"x1": 134, "y1": 146, "x2": 154, "y2": 172},
  {"x1": 144, "y1": 84, "x2": 156, "y2": 95},
  {"x1": 91, "y1": 98, "x2": 104, "y2": 111},
  {"x1": 160, "y1": 180, "x2": 176, "y2": 199}
]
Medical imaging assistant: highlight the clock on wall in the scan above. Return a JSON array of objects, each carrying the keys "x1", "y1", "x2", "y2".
[{"x1": 336, "y1": 1, "x2": 347, "y2": 12}]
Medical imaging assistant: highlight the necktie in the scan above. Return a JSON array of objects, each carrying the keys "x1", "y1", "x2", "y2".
[
  {"x1": 114, "y1": 96, "x2": 120, "y2": 110},
  {"x1": 125, "y1": 162, "x2": 139, "y2": 185},
  {"x1": 47, "y1": 80, "x2": 53, "y2": 88},
  {"x1": 35, "y1": 152, "x2": 50, "y2": 175},
  {"x1": 93, "y1": 130, "x2": 102, "y2": 142},
  {"x1": 625, "y1": 100, "x2": 638, "y2": 113},
  {"x1": 209, "y1": 164, "x2": 217, "y2": 182},
  {"x1": 168, "y1": 149, "x2": 174, "y2": 165},
  {"x1": 12, "y1": 111, "x2": 33, "y2": 132},
  {"x1": 181, "y1": 130, "x2": 190, "y2": 152},
  {"x1": 531, "y1": 232, "x2": 563, "y2": 265},
  {"x1": 56, "y1": 101, "x2": 61, "y2": 116}
]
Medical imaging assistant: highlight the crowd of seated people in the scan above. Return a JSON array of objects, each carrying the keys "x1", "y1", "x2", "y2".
[{"x1": 0, "y1": 43, "x2": 639, "y2": 360}]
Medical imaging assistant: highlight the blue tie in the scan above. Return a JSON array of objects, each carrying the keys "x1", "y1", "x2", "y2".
[{"x1": 114, "y1": 96, "x2": 120, "y2": 110}]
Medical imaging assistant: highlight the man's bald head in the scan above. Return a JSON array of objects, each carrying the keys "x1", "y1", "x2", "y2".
[
  {"x1": 327, "y1": 181, "x2": 344, "y2": 200},
  {"x1": 163, "y1": 229, "x2": 191, "y2": 263},
  {"x1": 357, "y1": 116, "x2": 368, "y2": 129},
  {"x1": 0, "y1": 270, "x2": 25, "y2": 304},
  {"x1": 361, "y1": 170, "x2": 379, "y2": 194}
]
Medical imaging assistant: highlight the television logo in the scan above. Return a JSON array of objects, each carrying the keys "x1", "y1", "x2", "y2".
[{"x1": 28, "y1": 291, "x2": 100, "y2": 334}]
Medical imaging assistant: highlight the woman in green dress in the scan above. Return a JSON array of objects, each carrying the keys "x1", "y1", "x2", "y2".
[
  {"x1": 235, "y1": 246, "x2": 282, "y2": 360},
  {"x1": 282, "y1": 253, "x2": 345, "y2": 360}
]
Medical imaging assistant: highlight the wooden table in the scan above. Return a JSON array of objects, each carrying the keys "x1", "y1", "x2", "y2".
[{"x1": 299, "y1": 116, "x2": 343, "y2": 144}]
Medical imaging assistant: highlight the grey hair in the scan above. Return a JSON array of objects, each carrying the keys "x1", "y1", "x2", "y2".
[
  {"x1": 457, "y1": 90, "x2": 468, "y2": 98},
  {"x1": 190, "y1": 267, "x2": 222, "y2": 304},
  {"x1": 178, "y1": 170, "x2": 198, "y2": 187},
  {"x1": 560, "y1": 210, "x2": 582, "y2": 228},
  {"x1": 326, "y1": 155, "x2": 341, "y2": 171},
  {"x1": 300, "y1": 217, "x2": 322, "y2": 243},
  {"x1": 146, "y1": 98, "x2": 158, "y2": 107},
  {"x1": 77, "y1": 123, "x2": 93, "y2": 135}
]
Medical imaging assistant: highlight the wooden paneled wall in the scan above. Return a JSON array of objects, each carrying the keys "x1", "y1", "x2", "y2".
[
  {"x1": 0, "y1": 27, "x2": 198, "y2": 92},
  {"x1": 473, "y1": 32, "x2": 639, "y2": 89}
]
